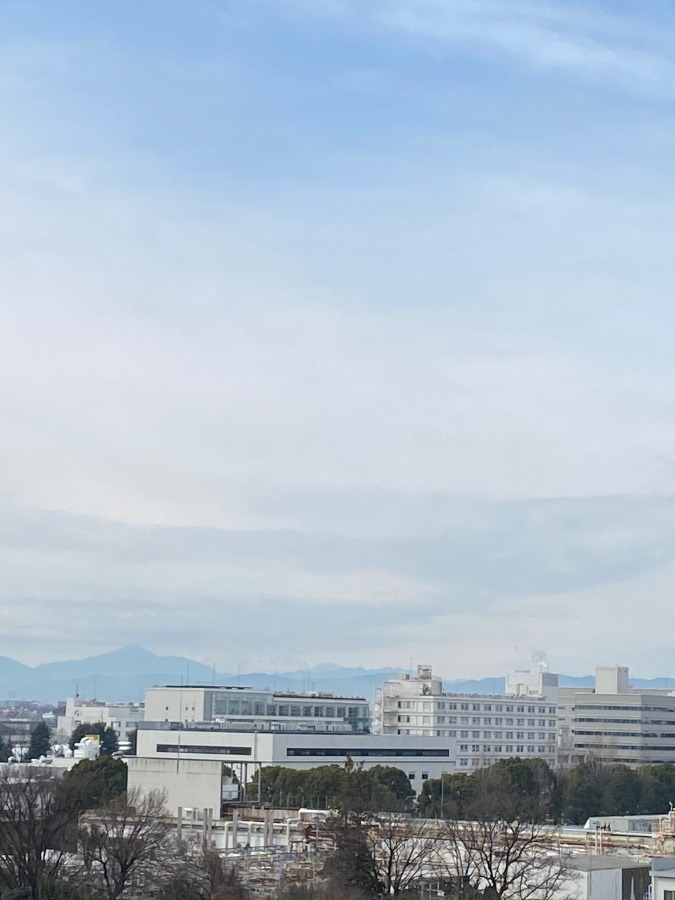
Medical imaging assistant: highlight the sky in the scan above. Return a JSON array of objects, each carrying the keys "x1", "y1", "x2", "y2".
[{"x1": 1, "y1": 0, "x2": 675, "y2": 677}]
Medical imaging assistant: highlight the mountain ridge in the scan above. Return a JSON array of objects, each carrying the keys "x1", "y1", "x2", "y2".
[{"x1": 0, "y1": 646, "x2": 668, "y2": 704}]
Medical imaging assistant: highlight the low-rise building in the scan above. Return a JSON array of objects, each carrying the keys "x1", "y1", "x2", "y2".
[
  {"x1": 56, "y1": 696, "x2": 144, "y2": 744},
  {"x1": 132, "y1": 721, "x2": 455, "y2": 815},
  {"x1": 144, "y1": 685, "x2": 369, "y2": 733}
]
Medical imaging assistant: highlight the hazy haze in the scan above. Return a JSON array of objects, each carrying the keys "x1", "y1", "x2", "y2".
[{"x1": 1, "y1": 1, "x2": 674, "y2": 675}]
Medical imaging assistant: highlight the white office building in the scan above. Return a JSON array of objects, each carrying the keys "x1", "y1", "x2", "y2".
[
  {"x1": 374, "y1": 665, "x2": 558, "y2": 770},
  {"x1": 558, "y1": 666, "x2": 675, "y2": 767},
  {"x1": 144, "y1": 685, "x2": 370, "y2": 733},
  {"x1": 56, "y1": 696, "x2": 144, "y2": 744},
  {"x1": 131, "y1": 723, "x2": 455, "y2": 816}
]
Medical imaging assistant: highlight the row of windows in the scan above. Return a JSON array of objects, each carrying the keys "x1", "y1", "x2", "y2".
[
  {"x1": 459, "y1": 744, "x2": 552, "y2": 754},
  {"x1": 213, "y1": 699, "x2": 365, "y2": 719},
  {"x1": 575, "y1": 731, "x2": 675, "y2": 739},
  {"x1": 156, "y1": 744, "x2": 252, "y2": 755},
  {"x1": 397, "y1": 701, "x2": 554, "y2": 714},
  {"x1": 575, "y1": 704, "x2": 675, "y2": 713},
  {"x1": 286, "y1": 747, "x2": 451, "y2": 758}
]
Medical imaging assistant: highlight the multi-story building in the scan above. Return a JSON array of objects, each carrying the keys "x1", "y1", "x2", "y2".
[
  {"x1": 56, "y1": 696, "x2": 144, "y2": 744},
  {"x1": 559, "y1": 666, "x2": 675, "y2": 767},
  {"x1": 144, "y1": 685, "x2": 370, "y2": 733},
  {"x1": 131, "y1": 724, "x2": 455, "y2": 815},
  {"x1": 374, "y1": 665, "x2": 558, "y2": 770}
]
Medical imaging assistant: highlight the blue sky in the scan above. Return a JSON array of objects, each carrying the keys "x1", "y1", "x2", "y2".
[{"x1": 1, "y1": 0, "x2": 675, "y2": 676}]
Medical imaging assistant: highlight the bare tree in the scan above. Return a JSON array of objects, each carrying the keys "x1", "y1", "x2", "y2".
[
  {"x1": 326, "y1": 814, "x2": 437, "y2": 897},
  {"x1": 79, "y1": 788, "x2": 173, "y2": 900},
  {"x1": 437, "y1": 819, "x2": 569, "y2": 900},
  {"x1": 0, "y1": 766, "x2": 83, "y2": 899}
]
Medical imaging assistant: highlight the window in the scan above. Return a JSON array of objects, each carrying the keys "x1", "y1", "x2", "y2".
[
  {"x1": 472, "y1": 731, "x2": 480, "y2": 738},
  {"x1": 483, "y1": 704, "x2": 492, "y2": 712},
  {"x1": 472, "y1": 703, "x2": 481, "y2": 711},
  {"x1": 408, "y1": 772, "x2": 415, "y2": 779},
  {"x1": 549, "y1": 719, "x2": 556, "y2": 727},
  {"x1": 516, "y1": 745, "x2": 524, "y2": 753},
  {"x1": 459, "y1": 759, "x2": 468, "y2": 767},
  {"x1": 472, "y1": 717, "x2": 480, "y2": 724},
  {"x1": 471, "y1": 744, "x2": 480, "y2": 752},
  {"x1": 494, "y1": 731, "x2": 502, "y2": 739},
  {"x1": 506, "y1": 745, "x2": 513, "y2": 752},
  {"x1": 527, "y1": 706, "x2": 535, "y2": 713},
  {"x1": 527, "y1": 745, "x2": 535, "y2": 753},
  {"x1": 483, "y1": 717, "x2": 492, "y2": 725},
  {"x1": 460, "y1": 744, "x2": 468, "y2": 752},
  {"x1": 506, "y1": 731, "x2": 513, "y2": 739},
  {"x1": 421, "y1": 772, "x2": 429, "y2": 780},
  {"x1": 460, "y1": 717, "x2": 469, "y2": 724},
  {"x1": 527, "y1": 718, "x2": 535, "y2": 726},
  {"x1": 548, "y1": 707, "x2": 556, "y2": 715},
  {"x1": 505, "y1": 705, "x2": 514, "y2": 712},
  {"x1": 460, "y1": 730, "x2": 468, "y2": 739},
  {"x1": 484, "y1": 745, "x2": 492, "y2": 752},
  {"x1": 494, "y1": 745, "x2": 502, "y2": 752},
  {"x1": 517, "y1": 732, "x2": 524, "y2": 739},
  {"x1": 517, "y1": 718, "x2": 525, "y2": 726},
  {"x1": 495, "y1": 718, "x2": 502, "y2": 725},
  {"x1": 483, "y1": 731, "x2": 492, "y2": 739},
  {"x1": 664, "y1": 892, "x2": 674, "y2": 900},
  {"x1": 460, "y1": 703, "x2": 469, "y2": 711},
  {"x1": 538, "y1": 707, "x2": 546, "y2": 714},
  {"x1": 505, "y1": 718, "x2": 514, "y2": 725}
]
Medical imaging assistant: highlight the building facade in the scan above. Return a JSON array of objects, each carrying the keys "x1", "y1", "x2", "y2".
[
  {"x1": 559, "y1": 666, "x2": 675, "y2": 767},
  {"x1": 374, "y1": 665, "x2": 558, "y2": 770},
  {"x1": 144, "y1": 685, "x2": 370, "y2": 733},
  {"x1": 133, "y1": 722, "x2": 455, "y2": 814},
  {"x1": 56, "y1": 696, "x2": 144, "y2": 744}
]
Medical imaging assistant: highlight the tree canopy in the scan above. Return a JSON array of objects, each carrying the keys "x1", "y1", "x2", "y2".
[{"x1": 28, "y1": 722, "x2": 52, "y2": 760}]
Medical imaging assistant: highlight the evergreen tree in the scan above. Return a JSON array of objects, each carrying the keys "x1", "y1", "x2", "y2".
[
  {"x1": 0, "y1": 736, "x2": 11, "y2": 763},
  {"x1": 27, "y1": 721, "x2": 52, "y2": 759}
]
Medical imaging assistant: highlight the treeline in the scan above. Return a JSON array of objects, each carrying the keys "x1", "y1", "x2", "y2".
[
  {"x1": 254, "y1": 760, "x2": 414, "y2": 812},
  {"x1": 418, "y1": 757, "x2": 675, "y2": 824}
]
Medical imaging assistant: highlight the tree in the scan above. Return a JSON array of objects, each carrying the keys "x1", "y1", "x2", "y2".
[
  {"x1": 27, "y1": 723, "x2": 52, "y2": 760},
  {"x1": 437, "y1": 818, "x2": 569, "y2": 900},
  {"x1": 79, "y1": 788, "x2": 172, "y2": 900},
  {"x1": 0, "y1": 737, "x2": 11, "y2": 764},
  {"x1": 0, "y1": 767, "x2": 84, "y2": 900},
  {"x1": 325, "y1": 814, "x2": 436, "y2": 897},
  {"x1": 69, "y1": 725, "x2": 118, "y2": 757},
  {"x1": 62, "y1": 757, "x2": 127, "y2": 810}
]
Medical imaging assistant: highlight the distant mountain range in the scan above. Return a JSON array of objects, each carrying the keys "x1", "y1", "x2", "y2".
[{"x1": 0, "y1": 645, "x2": 671, "y2": 704}]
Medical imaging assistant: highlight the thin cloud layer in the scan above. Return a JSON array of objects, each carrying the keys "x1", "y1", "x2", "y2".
[{"x1": 0, "y1": 1, "x2": 674, "y2": 676}]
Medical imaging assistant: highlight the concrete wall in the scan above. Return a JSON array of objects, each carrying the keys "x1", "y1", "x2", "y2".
[{"x1": 127, "y1": 756, "x2": 224, "y2": 818}]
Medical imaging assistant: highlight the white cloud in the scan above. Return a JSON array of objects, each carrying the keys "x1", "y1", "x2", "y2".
[{"x1": 276, "y1": 0, "x2": 675, "y2": 97}]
